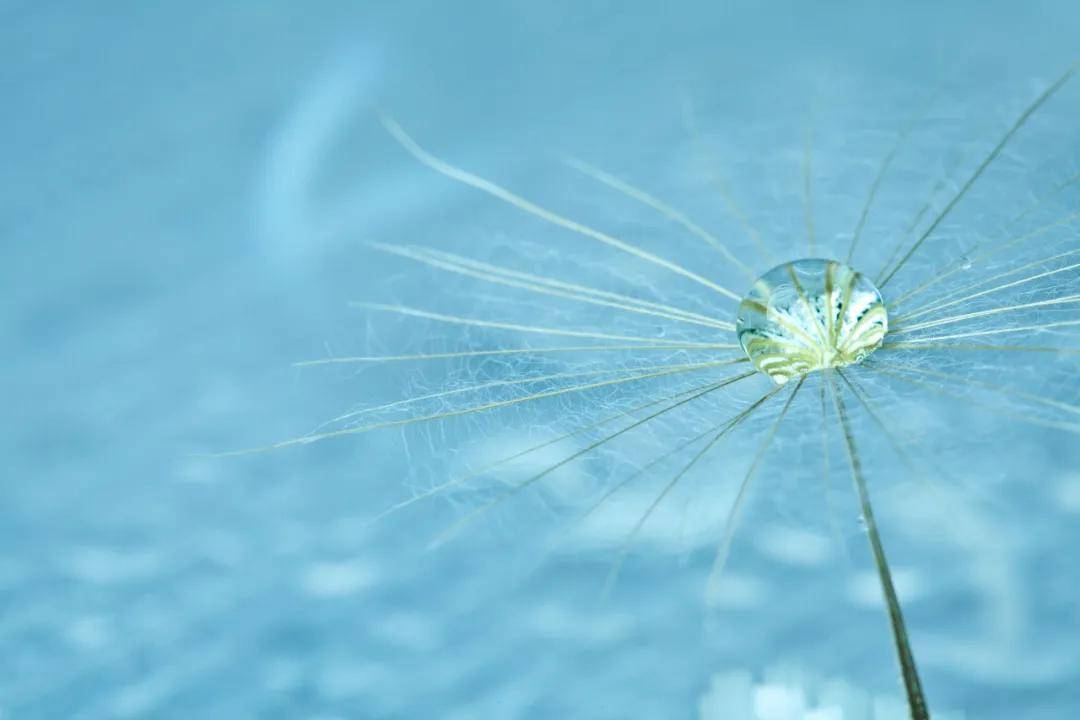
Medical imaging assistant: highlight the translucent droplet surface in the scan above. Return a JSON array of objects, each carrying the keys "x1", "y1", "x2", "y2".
[{"x1": 736, "y1": 259, "x2": 888, "y2": 385}]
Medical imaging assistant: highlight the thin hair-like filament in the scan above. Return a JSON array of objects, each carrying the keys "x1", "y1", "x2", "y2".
[
  {"x1": 705, "y1": 376, "x2": 805, "y2": 599},
  {"x1": 380, "y1": 114, "x2": 744, "y2": 301},
  {"x1": 879, "y1": 65, "x2": 1076, "y2": 288}
]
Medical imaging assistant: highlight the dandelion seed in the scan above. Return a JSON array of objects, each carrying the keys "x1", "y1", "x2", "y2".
[{"x1": 243, "y1": 63, "x2": 1080, "y2": 720}]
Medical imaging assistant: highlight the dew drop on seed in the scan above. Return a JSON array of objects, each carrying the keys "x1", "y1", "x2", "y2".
[{"x1": 736, "y1": 259, "x2": 888, "y2": 385}]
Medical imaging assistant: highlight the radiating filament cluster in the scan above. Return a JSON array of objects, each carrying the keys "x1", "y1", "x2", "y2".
[{"x1": 736, "y1": 259, "x2": 888, "y2": 384}]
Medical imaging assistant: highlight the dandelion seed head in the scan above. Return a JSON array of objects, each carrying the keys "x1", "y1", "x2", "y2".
[
  {"x1": 737, "y1": 259, "x2": 887, "y2": 384},
  {"x1": 229, "y1": 53, "x2": 1080, "y2": 719}
]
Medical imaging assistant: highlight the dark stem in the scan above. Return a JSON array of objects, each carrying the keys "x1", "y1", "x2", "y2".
[{"x1": 830, "y1": 373, "x2": 930, "y2": 720}]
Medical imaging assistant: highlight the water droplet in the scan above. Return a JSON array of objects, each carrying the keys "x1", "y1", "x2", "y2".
[{"x1": 736, "y1": 259, "x2": 888, "y2": 384}]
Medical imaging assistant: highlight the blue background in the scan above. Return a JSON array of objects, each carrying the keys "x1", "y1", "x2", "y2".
[{"x1": 4, "y1": 2, "x2": 1080, "y2": 718}]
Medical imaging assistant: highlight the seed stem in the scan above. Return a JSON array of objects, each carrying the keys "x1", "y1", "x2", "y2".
[{"x1": 829, "y1": 371, "x2": 930, "y2": 720}]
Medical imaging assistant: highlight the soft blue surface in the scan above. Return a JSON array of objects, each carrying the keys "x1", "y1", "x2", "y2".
[{"x1": 4, "y1": 2, "x2": 1080, "y2": 718}]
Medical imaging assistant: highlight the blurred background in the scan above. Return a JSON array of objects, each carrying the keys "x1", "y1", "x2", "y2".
[{"x1": 4, "y1": 1, "x2": 1080, "y2": 718}]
